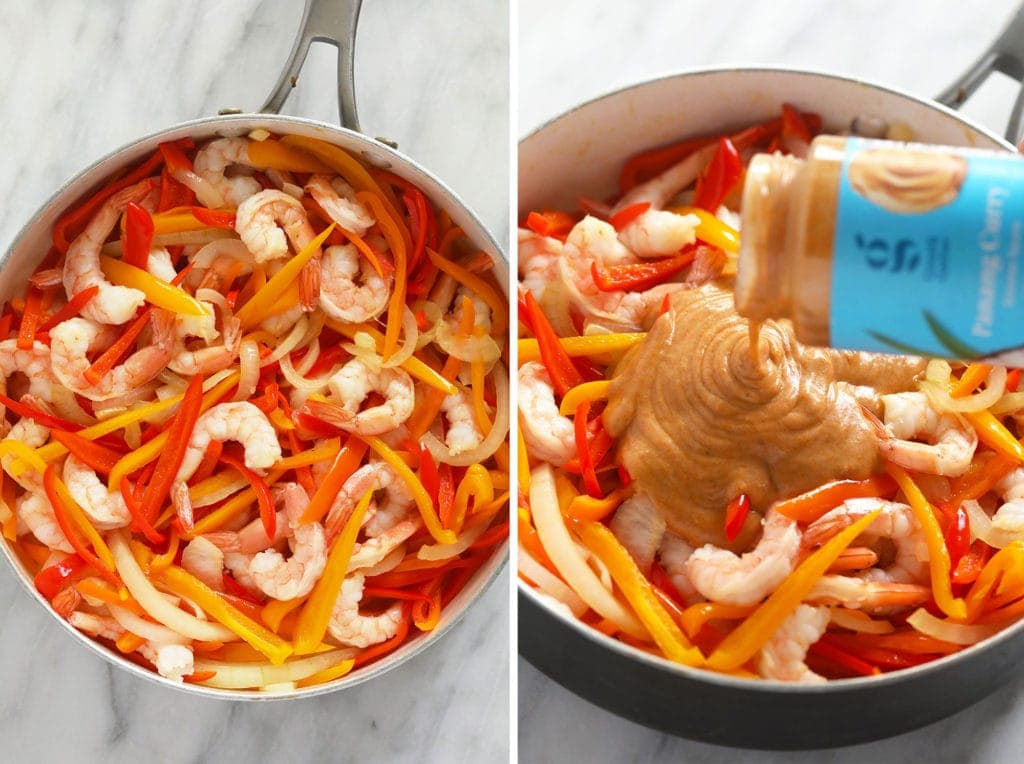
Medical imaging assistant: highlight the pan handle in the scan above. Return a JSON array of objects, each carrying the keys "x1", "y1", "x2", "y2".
[
  {"x1": 259, "y1": 0, "x2": 362, "y2": 131},
  {"x1": 936, "y1": 3, "x2": 1024, "y2": 144}
]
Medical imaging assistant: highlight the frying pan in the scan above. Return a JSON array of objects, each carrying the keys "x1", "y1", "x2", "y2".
[
  {"x1": 0, "y1": 0, "x2": 508, "y2": 699},
  {"x1": 518, "y1": 6, "x2": 1024, "y2": 749}
]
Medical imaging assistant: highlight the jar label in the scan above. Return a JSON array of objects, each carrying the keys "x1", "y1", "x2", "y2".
[{"x1": 831, "y1": 137, "x2": 1024, "y2": 359}]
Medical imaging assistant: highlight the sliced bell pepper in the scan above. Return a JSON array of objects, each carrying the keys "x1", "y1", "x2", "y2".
[
  {"x1": 299, "y1": 435, "x2": 369, "y2": 524},
  {"x1": 0, "y1": 392, "x2": 83, "y2": 432},
  {"x1": 679, "y1": 601, "x2": 756, "y2": 640},
  {"x1": 220, "y1": 452, "x2": 276, "y2": 541},
  {"x1": 705, "y1": 507, "x2": 880, "y2": 671},
  {"x1": 99, "y1": 254, "x2": 206, "y2": 316},
  {"x1": 668, "y1": 205, "x2": 740, "y2": 254},
  {"x1": 574, "y1": 400, "x2": 602, "y2": 498},
  {"x1": 1007, "y1": 368, "x2": 1022, "y2": 392},
  {"x1": 723, "y1": 494, "x2": 751, "y2": 542},
  {"x1": 964, "y1": 541, "x2": 1024, "y2": 620},
  {"x1": 366, "y1": 436, "x2": 455, "y2": 544},
  {"x1": 693, "y1": 137, "x2": 743, "y2": 212},
  {"x1": 190, "y1": 207, "x2": 236, "y2": 230},
  {"x1": 590, "y1": 250, "x2": 695, "y2": 293},
  {"x1": 17, "y1": 287, "x2": 44, "y2": 350},
  {"x1": 773, "y1": 474, "x2": 897, "y2": 523},
  {"x1": 963, "y1": 410, "x2": 1024, "y2": 464},
  {"x1": 565, "y1": 488, "x2": 626, "y2": 522},
  {"x1": 83, "y1": 309, "x2": 151, "y2": 387},
  {"x1": 157, "y1": 167, "x2": 195, "y2": 212},
  {"x1": 808, "y1": 636, "x2": 881, "y2": 677},
  {"x1": 522, "y1": 290, "x2": 583, "y2": 397},
  {"x1": 945, "y1": 451, "x2": 1018, "y2": 509},
  {"x1": 451, "y1": 464, "x2": 494, "y2": 532},
  {"x1": 944, "y1": 505, "x2": 971, "y2": 573},
  {"x1": 781, "y1": 102, "x2": 813, "y2": 145},
  {"x1": 354, "y1": 601, "x2": 412, "y2": 667},
  {"x1": 158, "y1": 141, "x2": 193, "y2": 173},
  {"x1": 951, "y1": 363, "x2": 993, "y2": 398},
  {"x1": 37, "y1": 285, "x2": 99, "y2": 333},
  {"x1": 524, "y1": 210, "x2": 576, "y2": 239},
  {"x1": 952, "y1": 540, "x2": 992, "y2": 585},
  {"x1": 50, "y1": 430, "x2": 123, "y2": 474},
  {"x1": 402, "y1": 186, "x2": 431, "y2": 271},
  {"x1": 34, "y1": 553, "x2": 88, "y2": 600},
  {"x1": 355, "y1": 190, "x2": 408, "y2": 359},
  {"x1": 246, "y1": 138, "x2": 331, "y2": 173},
  {"x1": 121, "y1": 202, "x2": 155, "y2": 269},
  {"x1": 425, "y1": 246, "x2": 508, "y2": 337},
  {"x1": 517, "y1": 332, "x2": 646, "y2": 364},
  {"x1": 608, "y1": 202, "x2": 650, "y2": 231},
  {"x1": 438, "y1": 462, "x2": 456, "y2": 529}
]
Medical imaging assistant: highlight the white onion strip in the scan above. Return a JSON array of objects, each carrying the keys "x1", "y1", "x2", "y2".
[
  {"x1": 360, "y1": 545, "x2": 406, "y2": 577},
  {"x1": 418, "y1": 516, "x2": 490, "y2": 561},
  {"x1": 530, "y1": 463, "x2": 646, "y2": 638},
  {"x1": 110, "y1": 532, "x2": 236, "y2": 642},
  {"x1": 109, "y1": 604, "x2": 190, "y2": 645},
  {"x1": 171, "y1": 167, "x2": 225, "y2": 209},
  {"x1": 233, "y1": 340, "x2": 261, "y2": 402},
  {"x1": 963, "y1": 500, "x2": 1024, "y2": 548},
  {"x1": 295, "y1": 338, "x2": 321, "y2": 377},
  {"x1": 519, "y1": 542, "x2": 588, "y2": 617},
  {"x1": 280, "y1": 353, "x2": 332, "y2": 394},
  {"x1": 422, "y1": 361, "x2": 509, "y2": 467},
  {"x1": 191, "y1": 238, "x2": 253, "y2": 270},
  {"x1": 921, "y1": 362, "x2": 1007, "y2": 414},
  {"x1": 194, "y1": 649, "x2": 356, "y2": 689},
  {"x1": 829, "y1": 607, "x2": 895, "y2": 635},
  {"x1": 906, "y1": 607, "x2": 1000, "y2": 645},
  {"x1": 262, "y1": 317, "x2": 308, "y2": 366},
  {"x1": 381, "y1": 307, "x2": 420, "y2": 369}
]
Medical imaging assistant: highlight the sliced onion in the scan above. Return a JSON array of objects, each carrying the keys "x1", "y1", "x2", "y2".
[
  {"x1": 294, "y1": 338, "x2": 321, "y2": 376},
  {"x1": 280, "y1": 353, "x2": 332, "y2": 394},
  {"x1": 422, "y1": 361, "x2": 509, "y2": 466},
  {"x1": 171, "y1": 167, "x2": 225, "y2": 209},
  {"x1": 109, "y1": 532, "x2": 236, "y2": 642},
  {"x1": 415, "y1": 302, "x2": 443, "y2": 349},
  {"x1": 530, "y1": 463, "x2": 646, "y2": 638},
  {"x1": 418, "y1": 516, "x2": 490, "y2": 561},
  {"x1": 519, "y1": 542, "x2": 588, "y2": 617},
  {"x1": 964, "y1": 499, "x2": 1024, "y2": 548},
  {"x1": 195, "y1": 288, "x2": 230, "y2": 314},
  {"x1": 262, "y1": 317, "x2": 308, "y2": 366},
  {"x1": 191, "y1": 239, "x2": 253, "y2": 271},
  {"x1": 435, "y1": 316, "x2": 501, "y2": 366},
  {"x1": 381, "y1": 307, "x2": 419, "y2": 369},
  {"x1": 907, "y1": 607, "x2": 1000, "y2": 645},
  {"x1": 360, "y1": 545, "x2": 405, "y2": 577},
  {"x1": 50, "y1": 386, "x2": 94, "y2": 425},
  {"x1": 829, "y1": 607, "x2": 895, "y2": 634},
  {"x1": 991, "y1": 391, "x2": 1024, "y2": 416},
  {"x1": 194, "y1": 649, "x2": 357, "y2": 689},
  {"x1": 343, "y1": 331, "x2": 384, "y2": 372},
  {"x1": 123, "y1": 420, "x2": 142, "y2": 450},
  {"x1": 921, "y1": 362, "x2": 1006, "y2": 413},
  {"x1": 192, "y1": 478, "x2": 248, "y2": 509},
  {"x1": 233, "y1": 340, "x2": 261, "y2": 402},
  {"x1": 282, "y1": 182, "x2": 304, "y2": 200},
  {"x1": 109, "y1": 604, "x2": 190, "y2": 645}
]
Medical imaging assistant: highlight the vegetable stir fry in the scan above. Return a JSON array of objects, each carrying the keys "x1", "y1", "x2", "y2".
[{"x1": 1, "y1": 131, "x2": 509, "y2": 691}]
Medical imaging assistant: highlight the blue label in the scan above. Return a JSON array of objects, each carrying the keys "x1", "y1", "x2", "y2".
[{"x1": 831, "y1": 137, "x2": 1024, "y2": 359}]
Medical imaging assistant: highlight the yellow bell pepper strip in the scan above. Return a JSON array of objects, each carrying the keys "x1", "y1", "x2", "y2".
[
  {"x1": 365, "y1": 435, "x2": 456, "y2": 544},
  {"x1": 295, "y1": 657, "x2": 356, "y2": 688},
  {"x1": 0, "y1": 439, "x2": 49, "y2": 482},
  {"x1": 99, "y1": 254, "x2": 206, "y2": 316},
  {"x1": 887, "y1": 464, "x2": 968, "y2": 619},
  {"x1": 452, "y1": 464, "x2": 495, "y2": 532},
  {"x1": 293, "y1": 487, "x2": 374, "y2": 654},
  {"x1": 427, "y1": 246, "x2": 508, "y2": 339},
  {"x1": 469, "y1": 357, "x2": 491, "y2": 433},
  {"x1": 160, "y1": 564, "x2": 293, "y2": 665},
  {"x1": 247, "y1": 138, "x2": 331, "y2": 173},
  {"x1": 565, "y1": 488, "x2": 626, "y2": 522},
  {"x1": 149, "y1": 529, "x2": 180, "y2": 572},
  {"x1": 150, "y1": 207, "x2": 235, "y2": 235},
  {"x1": 186, "y1": 469, "x2": 286, "y2": 537},
  {"x1": 42, "y1": 465, "x2": 121, "y2": 590},
  {"x1": 272, "y1": 438, "x2": 340, "y2": 471},
  {"x1": 324, "y1": 318, "x2": 457, "y2": 395},
  {"x1": 516, "y1": 418, "x2": 531, "y2": 498},
  {"x1": 679, "y1": 602, "x2": 757, "y2": 640},
  {"x1": 517, "y1": 332, "x2": 646, "y2": 363},
  {"x1": 558, "y1": 380, "x2": 612, "y2": 416},
  {"x1": 356, "y1": 190, "x2": 408, "y2": 359},
  {"x1": 962, "y1": 409, "x2": 1024, "y2": 463},
  {"x1": 964, "y1": 541, "x2": 1024, "y2": 620},
  {"x1": 234, "y1": 224, "x2": 335, "y2": 329},
  {"x1": 262, "y1": 596, "x2": 308, "y2": 633},
  {"x1": 108, "y1": 372, "x2": 239, "y2": 491},
  {"x1": 705, "y1": 508, "x2": 881, "y2": 671},
  {"x1": 576, "y1": 520, "x2": 704, "y2": 666},
  {"x1": 669, "y1": 205, "x2": 740, "y2": 254}
]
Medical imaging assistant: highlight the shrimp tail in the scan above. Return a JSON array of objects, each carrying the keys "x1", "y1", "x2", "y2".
[{"x1": 299, "y1": 256, "x2": 322, "y2": 312}]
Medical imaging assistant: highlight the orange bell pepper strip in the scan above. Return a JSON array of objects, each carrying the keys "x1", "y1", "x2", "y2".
[
  {"x1": 37, "y1": 285, "x2": 99, "y2": 332},
  {"x1": 945, "y1": 451, "x2": 1018, "y2": 509},
  {"x1": 356, "y1": 190, "x2": 408, "y2": 359},
  {"x1": 220, "y1": 452, "x2": 276, "y2": 541},
  {"x1": 426, "y1": 245, "x2": 507, "y2": 338},
  {"x1": 964, "y1": 541, "x2": 1024, "y2": 620},
  {"x1": 951, "y1": 363, "x2": 993, "y2": 398},
  {"x1": 679, "y1": 602, "x2": 756, "y2": 640},
  {"x1": 246, "y1": 138, "x2": 331, "y2": 173},
  {"x1": 565, "y1": 489, "x2": 626, "y2": 522},
  {"x1": 705, "y1": 507, "x2": 881, "y2": 671},
  {"x1": 84, "y1": 309, "x2": 151, "y2": 386},
  {"x1": 299, "y1": 435, "x2": 369, "y2": 524},
  {"x1": 773, "y1": 474, "x2": 897, "y2": 523},
  {"x1": 524, "y1": 210, "x2": 576, "y2": 239},
  {"x1": 49, "y1": 431, "x2": 123, "y2": 475},
  {"x1": 887, "y1": 464, "x2": 967, "y2": 619},
  {"x1": 963, "y1": 409, "x2": 1024, "y2": 463}
]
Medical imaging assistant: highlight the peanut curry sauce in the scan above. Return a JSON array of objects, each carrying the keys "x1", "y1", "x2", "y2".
[{"x1": 603, "y1": 282, "x2": 925, "y2": 551}]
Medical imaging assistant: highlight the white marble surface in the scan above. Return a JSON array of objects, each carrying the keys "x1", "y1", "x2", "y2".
[
  {"x1": 0, "y1": 1, "x2": 508, "y2": 762},
  {"x1": 518, "y1": 1, "x2": 1024, "y2": 761}
]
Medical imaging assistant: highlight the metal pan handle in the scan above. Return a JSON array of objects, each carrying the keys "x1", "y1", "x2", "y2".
[
  {"x1": 937, "y1": 3, "x2": 1024, "y2": 144},
  {"x1": 259, "y1": 0, "x2": 362, "y2": 131}
]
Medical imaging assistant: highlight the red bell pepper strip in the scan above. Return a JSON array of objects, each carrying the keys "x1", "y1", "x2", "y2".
[
  {"x1": 138, "y1": 374, "x2": 205, "y2": 525},
  {"x1": 649, "y1": 560, "x2": 687, "y2": 609},
  {"x1": 222, "y1": 571, "x2": 265, "y2": 605},
  {"x1": 158, "y1": 141, "x2": 193, "y2": 173},
  {"x1": 438, "y1": 462, "x2": 456, "y2": 529},
  {"x1": 363, "y1": 586, "x2": 433, "y2": 604},
  {"x1": 191, "y1": 440, "x2": 224, "y2": 485},
  {"x1": 191, "y1": 207, "x2": 236, "y2": 230},
  {"x1": 84, "y1": 310, "x2": 151, "y2": 386},
  {"x1": 354, "y1": 601, "x2": 412, "y2": 667},
  {"x1": 17, "y1": 287, "x2": 45, "y2": 350},
  {"x1": 38, "y1": 286, "x2": 99, "y2": 333},
  {"x1": 50, "y1": 430, "x2": 124, "y2": 474},
  {"x1": 693, "y1": 137, "x2": 743, "y2": 212},
  {"x1": 619, "y1": 135, "x2": 719, "y2": 194},
  {"x1": 522, "y1": 290, "x2": 583, "y2": 397},
  {"x1": 419, "y1": 445, "x2": 441, "y2": 505},
  {"x1": 119, "y1": 477, "x2": 166, "y2": 545},
  {"x1": 0, "y1": 392, "x2": 83, "y2": 432},
  {"x1": 122, "y1": 202, "x2": 155, "y2": 269},
  {"x1": 524, "y1": 210, "x2": 576, "y2": 239},
  {"x1": 403, "y1": 187, "x2": 431, "y2": 271},
  {"x1": 574, "y1": 401, "x2": 603, "y2": 498},
  {"x1": 723, "y1": 494, "x2": 752, "y2": 542},
  {"x1": 609, "y1": 202, "x2": 651, "y2": 231},
  {"x1": 220, "y1": 452, "x2": 277, "y2": 541},
  {"x1": 952, "y1": 539, "x2": 992, "y2": 585},
  {"x1": 781, "y1": 103, "x2": 812, "y2": 144},
  {"x1": 34, "y1": 554, "x2": 88, "y2": 599},
  {"x1": 157, "y1": 167, "x2": 195, "y2": 212},
  {"x1": 43, "y1": 465, "x2": 120, "y2": 588},
  {"x1": 1007, "y1": 369, "x2": 1022, "y2": 392},
  {"x1": 591, "y1": 249, "x2": 695, "y2": 293},
  {"x1": 808, "y1": 636, "x2": 881, "y2": 677},
  {"x1": 944, "y1": 505, "x2": 971, "y2": 573}
]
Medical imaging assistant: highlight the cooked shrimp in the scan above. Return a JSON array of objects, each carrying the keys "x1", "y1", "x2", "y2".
[
  {"x1": 169, "y1": 316, "x2": 241, "y2": 376},
  {"x1": 0, "y1": 340, "x2": 57, "y2": 402},
  {"x1": 612, "y1": 142, "x2": 718, "y2": 212},
  {"x1": 327, "y1": 573, "x2": 404, "y2": 648},
  {"x1": 193, "y1": 137, "x2": 261, "y2": 207},
  {"x1": 990, "y1": 467, "x2": 1024, "y2": 534},
  {"x1": 50, "y1": 312, "x2": 176, "y2": 400},
  {"x1": 62, "y1": 181, "x2": 150, "y2": 325},
  {"x1": 68, "y1": 611, "x2": 194, "y2": 682},
  {"x1": 305, "y1": 175, "x2": 374, "y2": 235},
  {"x1": 879, "y1": 392, "x2": 977, "y2": 477},
  {"x1": 17, "y1": 491, "x2": 72, "y2": 553},
  {"x1": 517, "y1": 362, "x2": 576, "y2": 467},
  {"x1": 63, "y1": 455, "x2": 130, "y2": 531},
  {"x1": 617, "y1": 209, "x2": 700, "y2": 258},
  {"x1": 1, "y1": 417, "x2": 49, "y2": 493},
  {"x1": 439, "y1": 390, "x2": 483, "y2": 456},
  {"x1": 348, "y1": 517, "x2": 422, "y2": 571},
  {"x1": 756, "y1": 604, "x2": 829, "y2": 683},
  {"x1": 175, "y1": 402, "x2": 282, "y2": 484},
  {"x1": 609, "y1": 494, "x2": 666, "y2": 574},
  {"x1": 204, "y1": 510, "x2": 289, "y2": 555},
  {"x1": 304, "y1": 359, "x2": 415, "y2": 437},
  {"x1": 657, "y1": 532, "x2": 701, "y2": 606},
  {"x1": 181, "y1": 536, "x2": 227, "y2": 591},
  {"x1": 323, "y1": 462, "x2": 413, "y2": 542},
  {"x1": 686, "y1": 508, "x2": 801, "y2": 606},
  {"x1": 248, "y1": 483, "x2": 327, "y2": 601},
  {"x1": 806, "y1": 575, "x2": 931, "y2": 613},
  {"x1": 235, "y1": 189, "x2": 318, "y2": 263},
  {"x1": 686, "y1": 244, "x2": 728, "y2": 285},
  {"x1": 318, "y1": 244, "x2": 391, "y2": 322}
]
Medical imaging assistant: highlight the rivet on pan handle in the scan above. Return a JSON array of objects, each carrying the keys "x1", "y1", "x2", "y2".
[
  {"x1": 260, "y1": 0, "x2": 363, "y2": 132},
  {"x1": 936, "y1": 3, "x2": 1024, "y2": 144}
]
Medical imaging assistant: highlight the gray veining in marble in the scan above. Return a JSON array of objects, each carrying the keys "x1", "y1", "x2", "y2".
[
  {"x1": 0, "y1": 2, "x2": 509, "y2": 762},
  {"x1": 518, "y1": 1, "x2": 1024, "y2": 762}
]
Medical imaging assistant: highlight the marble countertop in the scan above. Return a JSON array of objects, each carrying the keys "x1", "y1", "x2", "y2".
[
  {"x1": 518, "y1": 0, "x2": 1024, "y2": 761},
  {"x1": 0, "y1": 1, "x2": 508, "y2": 762}
]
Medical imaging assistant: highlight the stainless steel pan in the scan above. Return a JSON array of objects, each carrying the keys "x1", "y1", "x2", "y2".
[
  {"x1": 518, "y1": 7, "x2": 1024, "y2": 749},
  {"x1": 0, "y1": 0, "x2": 507, "y2": 700}
]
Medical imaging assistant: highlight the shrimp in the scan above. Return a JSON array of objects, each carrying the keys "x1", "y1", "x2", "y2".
[
  {"x1": 1, "y1": 415, "x2": 50, "y2": 489},
  {"x1": 62, "y1": 180, "x2": 150, "y2": 325},
  {"x1": 806, "y1": 575, "x2": 931, "y2": 613},
  {"x1": 193, "y1": 137, "x2": 261, "y2": 207},
  {"x1": 50, "y1": 312, "x2": 177, "y2": 400},
  {"x1": 519, "y1": 228, "x2": 576, "y2": 336},
  {"x1": 168, "y1": 316, "x2": 242, "y2": 376},
  {"x1": 612, "y1": 142, "x2": 719, "y2": 212},
  {"x1": 68, "y1": 611, "x2": 194, "y2": 682},
  {"x1": 235, "y1": 189, "x2": 317, "y2": 263},
  {"x1": 324, "y1": 462, "x2": 413, "y2": 542},
  {"x1": 609, "y1": 494, "x2": 666, "y2": 574},
  {"x1": 304, "y1": 174, "x2": 374, "y2": 235},
  {"x1": 686, "y1": 508, "x2": 801, "y2": 606},
  {"x1": 304, "y1": 359, "x2": 415, "y2": 437},
  {"x1": 879, "y1": 392, "x2": 977, "y2": 477},
  {"x1": 63, "y1": 455, "x2": 130, "y2": 531},
  {"x1": 17, "y1": 491, "x2": 73, "y2": 553},
  {"x1": 989, "y1": 467, "x2": 1024, "y2": 534},
  {"x1": 327, "y1": 573, "x2": 404, "y2": 648},
  {"x1": 181, "y1": 536, "x2": 227, "y2": 591},
  {"x1": 248, "y1": 483, "x2": 327, "y2": 601},
  {"x1": 318, "y1": 244, "x2": 391, "y2": 323},
  {"x1": 517, "y1": 362, "x2": 575, "y2": 467},
  {"x1": 756, "y1": 604, "x2": 829, "y2": 683},
  {"x1": 0, "y1": 340, "x2": 57, "y2": 402},
  {"x1": 439, "y1": 390, "x2": 483, "y2": 456},
  {"x1": 204, "y1": 510, "x2": 289, "y2": 555},
  {"x1": 175, "y1": 402, "x2": 282, "y2": 485},
  {"x1": 617, "y1": 209, "x2": 700, "y2": 258},
  {"x1": 658, "y1": 532, "x2": 701, "y2": 606},
  {"x1": 348, "y1": 517, "x2": 422, "y2": 571}
]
